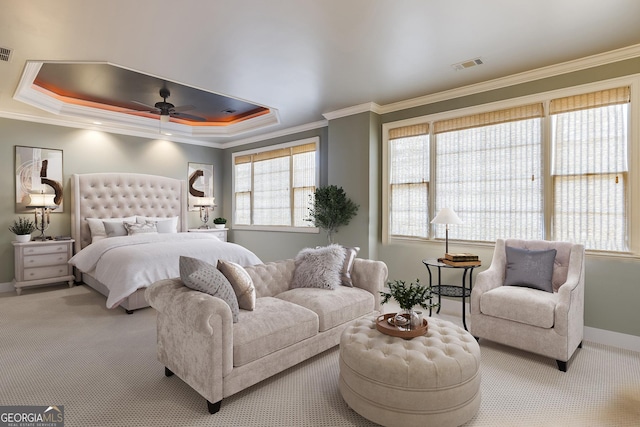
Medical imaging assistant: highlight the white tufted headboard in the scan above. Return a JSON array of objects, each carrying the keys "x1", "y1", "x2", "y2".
[{"x1": 71, "y1": 173, "x2": 188, "y2": 252}]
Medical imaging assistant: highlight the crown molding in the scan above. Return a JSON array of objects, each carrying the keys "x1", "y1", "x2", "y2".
[
  {"x1": 322, "y1": 102, "x2": 382, "y2": 121},
  {"x1": 222, "y1": 120, "x2": 328, "y2": 149},
  {"x1": 378, "y1": 43, "x2": 640, "y2": 115}
]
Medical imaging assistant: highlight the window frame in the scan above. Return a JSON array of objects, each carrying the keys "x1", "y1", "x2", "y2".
[
  {"x1": 382, "y1": 75, "x2": 640, "y2": 258},
  {"x1": 232, "y1": 137, "x2": 320, "y2": 233}
]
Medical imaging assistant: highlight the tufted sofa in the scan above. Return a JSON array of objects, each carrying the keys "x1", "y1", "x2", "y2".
[{"x1": 145, "y1": 257, "x2": 388, "y2": 414}]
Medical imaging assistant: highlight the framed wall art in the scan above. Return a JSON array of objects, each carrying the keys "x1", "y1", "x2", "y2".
[
  {"x1": 15, "y1": 146, "x2": 64, "y2": 213},
  {"x1": 187, "y1": 162, "x2": 214, "y2": 211}
]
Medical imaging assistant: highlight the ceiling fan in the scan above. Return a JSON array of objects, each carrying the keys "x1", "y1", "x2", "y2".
[{"x1": 131, "y1": 88, "x2": 207, "y2": 122}]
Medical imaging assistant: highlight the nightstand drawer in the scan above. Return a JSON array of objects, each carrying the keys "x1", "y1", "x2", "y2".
[
  {"x1": 24, "y1": 253, "x2": 69, "y2": 268},
  {"x1": 209, "y1": 230, "x2": 226, "y2": 240},
  {"x1": 24, "y1": 265, "x2": 71, "y2": 281},
  {"x1": 22, "y1": 244, "x2": 69, "y2": 256}
]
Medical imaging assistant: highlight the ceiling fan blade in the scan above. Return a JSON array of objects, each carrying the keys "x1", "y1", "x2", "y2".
[
  {"x1": 172, "y1": 105, "x2": 196, "y2": 113},
  {"x1": 172, "y1": 112, "x2": 207, "y2": 122},
  {"x1": 130, "y1": 100, "x2": 160, "y2": 112}
]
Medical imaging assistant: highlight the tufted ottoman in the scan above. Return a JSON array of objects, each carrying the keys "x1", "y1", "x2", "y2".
[{"x1": 339, "y1": 316, "x2": 481, "y2": 427}]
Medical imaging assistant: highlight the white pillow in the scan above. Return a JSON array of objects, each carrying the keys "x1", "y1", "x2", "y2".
[
  {"x1": 86, "y1": 216, "x2": 136, "y2": 240},
  {"x1": 136, "y1": 216, "x2": 178, "y2": 233}
]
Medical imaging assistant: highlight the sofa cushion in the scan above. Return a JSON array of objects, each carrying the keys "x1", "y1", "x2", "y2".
[
  {"x1": 218, "y1": 260, "x2": 256, "y2": 311},
  {"x1": 232, "y1": 297, "x2": 319, "y2": 366},
  {"x1": 504, "y1": 246, "x2": 557, "y2": 293},
  {"x1": 292, "y1": 244, "x2": 346, "y2": 290},
  {"x1": 276, "y1": 286, "x2": 374, "y2": 332},
  {"x1": 480, "y1": 285, "x2": 558, "y2": 328},
  {"x1": 245, "y1": 260, "x2": 296, "y2": 298},
  {"x1": 179, "y1": 256, "x2": 240, "y2": 323}
]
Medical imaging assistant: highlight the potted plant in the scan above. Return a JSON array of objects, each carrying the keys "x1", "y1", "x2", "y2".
[
  {"x1": 307, "y1": 185, "x2": 359, "y2": 244},
  {"x1": 9, "y1": 217, "x2": 36, "y2": 243},
  {"x1": 380, "y1": 279, "x2": 439, "y2": 328},
  {"x1": 213, "y1": 217, "x2": 227, "y2": 229}
]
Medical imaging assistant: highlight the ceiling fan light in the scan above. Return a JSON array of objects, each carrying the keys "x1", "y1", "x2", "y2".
[{"x1": 160, "y1": 114, "x2": 170, "y2": 123}]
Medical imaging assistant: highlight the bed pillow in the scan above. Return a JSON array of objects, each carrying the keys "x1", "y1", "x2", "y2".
[
  {"x1": 136, "y1": 216, "x2": 179, "y2": 233},
  {"x1": 179, "y1": 256, "x2": 239, "y2": 322},
  {"x1": 87, "y1": 216, "x2": 136, "y2": 240},
  {"x1": 291, "y1": 244, "x2": 346, "y2": 290},
  {"x1": 217, "y1": 260, "x2": 256, "y2": 311},
  {"x1": 504, "y1": 246, "x2": 557, "y2": 293},
  {"x1": 124, "y1": 221, "x2": 158, "y2": 235},
  {"x1": 103, "y1": 221, "x2": 129, "y2": 237},
  {"x1": 340, "y1": 246, "x2": 360, "y2": 287}
]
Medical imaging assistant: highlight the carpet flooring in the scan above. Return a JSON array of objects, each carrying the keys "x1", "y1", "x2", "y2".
[{"x1": 1, "y1": 284, "x2": 639, "y2": 427}]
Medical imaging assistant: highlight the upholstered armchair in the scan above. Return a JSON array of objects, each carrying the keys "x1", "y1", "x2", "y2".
[{"x1": 470, "y1": 239, "x2": 585, "y2": 371}]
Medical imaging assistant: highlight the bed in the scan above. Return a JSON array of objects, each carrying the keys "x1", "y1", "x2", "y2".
[{"x1": 69, "y1": 173, "x2": 261, "y2": 313}]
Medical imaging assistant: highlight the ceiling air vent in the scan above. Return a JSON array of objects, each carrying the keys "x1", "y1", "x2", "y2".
[
  {"x1": 451, "y1": 57, "x2": 483, "y2": 71},
  {"x1": 0, "y1": 47, "x2": 12, "y2": 62}
]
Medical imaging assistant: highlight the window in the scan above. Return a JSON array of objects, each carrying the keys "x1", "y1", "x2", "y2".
[
  {"x1": 233, "y1": 138, "x2": 318, "y2": 229},
  {"x1": 385, "y1": 84, "x2": 633, "y2": 254}
]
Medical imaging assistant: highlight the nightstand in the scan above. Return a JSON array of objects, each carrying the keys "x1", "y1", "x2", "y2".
[
  {"x1": 12, "y1": 239, "x2": 75, "y2": 295},
  {"x1": 188, "y1": 228, "x2": 228, "y2": 242}
]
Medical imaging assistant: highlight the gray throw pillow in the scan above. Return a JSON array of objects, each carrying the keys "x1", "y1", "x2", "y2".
[
  {"x1": 291, "y1": 244, "x2": 346, "y2": 290},
  {"x1": 504, "y1": 246, "x2": 557, "y2": 293},
  {"x1": 340, "y1": 246, "x2": 360, "y2": 287},
  {"x1": 103, "y1": 220, "x2": 128, "y2": 237},
  {"x1": 179, "y1": 256, "x2": 240, "y2": 322}
]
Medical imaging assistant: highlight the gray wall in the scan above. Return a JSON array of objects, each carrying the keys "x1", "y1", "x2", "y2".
[{"x1": 0, "y1": 118, "x2": 223, "y2": 283}]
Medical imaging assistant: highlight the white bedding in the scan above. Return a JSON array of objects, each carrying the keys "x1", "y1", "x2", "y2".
[{"x1": 69, "y1": 233, "x2": 262, "y2": 309}]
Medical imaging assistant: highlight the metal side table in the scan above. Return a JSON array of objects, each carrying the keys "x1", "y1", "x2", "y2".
[{"x1": 422, "y1": 258, "x2": 480, "y2": 331}]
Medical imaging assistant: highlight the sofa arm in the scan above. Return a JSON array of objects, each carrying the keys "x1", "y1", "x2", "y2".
[{"x1": 351, "y1": 258, "x2": 388, "y2": 312}]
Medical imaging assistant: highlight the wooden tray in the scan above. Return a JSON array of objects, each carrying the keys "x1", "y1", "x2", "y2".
[{"x1": 376, "y1": 313, "x2": 428, "y2": 339}]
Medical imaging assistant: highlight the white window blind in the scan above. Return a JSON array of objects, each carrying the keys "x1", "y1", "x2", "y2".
[
  {"x1": 434, "y1": 103, "x2": 544, "y2": 242},
  {"x1": 389, "y1": 124, "x2": 430, "y2": 238},
  {"x1": 551, "y1": 87, "x2": 630, "y2": 251},
  {"x1": 233, "y1": 141, "x2": 317, "y2": 228}
]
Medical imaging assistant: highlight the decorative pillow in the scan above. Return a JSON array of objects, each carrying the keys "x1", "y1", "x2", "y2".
[
  {"x1": 87, "y1": 216, "x2": 136, "y2": 239},
  {"x1": 217, "y1": 260, "x2": 256, "y2": 311},
  {"x1": 340, "y1": 246, "x2": 360, "y2": 287},
  {"x1": 179, "y1": 256, "x2": 239, "y2": 322},
  {"x1": 124, "y1": 221, "x2": 158, "y2": 235},
  {"x1": 103, "y1": 221, "x2": 128, "y2": 237},
  {"x1": 136, "y1": 216, "x2": 178, "y2": 233},
  {"x1": 291, "y1": 244, "x2": 346, "y2": 290},
  {"x1": 504, "y1": 246, "x2": 557, "y2": 293}
]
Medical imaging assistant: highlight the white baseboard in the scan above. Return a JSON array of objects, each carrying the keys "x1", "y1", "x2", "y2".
[
  {"x1": 0, "y1": 281, "x2": 14, "y2": 294},
  {"x1": 437, "y1": 298, "x2": 640, "y2": 353}
]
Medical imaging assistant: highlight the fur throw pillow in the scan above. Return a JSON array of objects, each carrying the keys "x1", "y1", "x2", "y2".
[{"x1": 291, "y1": 244, "x2": 346, "y2": 290}]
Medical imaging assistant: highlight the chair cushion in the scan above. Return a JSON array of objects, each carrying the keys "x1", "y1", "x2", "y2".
[
  {"x1": 504, "y1": 246, "x2": 557, "y2": 293},
  {"x1": 232, "y1": 297, "x2": 318, "y2": 366},
  {"x1": 480, "y1": 286, "x2": 558, "y2": 328},
  {"x1": 276, "y1": 286, "x2": 374, "y2": 332}
]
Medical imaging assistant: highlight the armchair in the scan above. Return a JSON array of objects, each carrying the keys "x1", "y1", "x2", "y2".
[{"x1": 470, "y1": 239, "x2": 585, "y2": 371}]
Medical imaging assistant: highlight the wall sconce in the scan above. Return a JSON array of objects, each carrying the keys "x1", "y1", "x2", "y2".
[
  {"x1": 26, "y1": 192, "x2": 59, "y2": 240},
  {"x1": 193, "y1": 197, "x2": 216, "y2": 229},
  {"x1": 431, "y1": 207, "x2": 462, "y2": 255}
]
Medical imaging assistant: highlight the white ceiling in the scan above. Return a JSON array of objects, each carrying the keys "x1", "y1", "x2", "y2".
[{"x1": 2, "y1": 0, "x2": 640, "y2": 147}]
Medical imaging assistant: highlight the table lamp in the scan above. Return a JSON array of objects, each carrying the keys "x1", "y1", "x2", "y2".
[
  {"x1": 431, "y1": 207, "x2": 462, "y2": 255},
  {"x1": 193, "y1": 197, "x2": 216, "y2": 229},
  {"x1": 26, "y1": 192, "x2": 59, "y2": 240}
]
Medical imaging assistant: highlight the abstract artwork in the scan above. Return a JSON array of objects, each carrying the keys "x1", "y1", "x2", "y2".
[
  {"x1": 15, "y1": 146, "x2": 64, "y2": 213},
  {"x1": 187, "y1": 162, "x2": 214, "y2": 211}
]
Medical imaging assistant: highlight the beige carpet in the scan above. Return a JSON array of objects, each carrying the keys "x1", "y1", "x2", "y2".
[{"x1": 2, "y1": 284, "x2": 640, "y2": 427}]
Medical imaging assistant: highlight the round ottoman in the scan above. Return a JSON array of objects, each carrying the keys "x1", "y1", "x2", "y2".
[{"x1": 339, "y1": 316, "x2": 481, "y2": 427}]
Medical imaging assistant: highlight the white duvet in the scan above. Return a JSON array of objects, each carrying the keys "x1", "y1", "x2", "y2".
[{"x1": 69, "y1": 233, "x2": 262, "y2": 309}]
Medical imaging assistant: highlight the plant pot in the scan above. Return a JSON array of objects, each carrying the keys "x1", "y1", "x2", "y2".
[
  {"x1": 14, "y1": 234, "x2": 32, "y2": 243},
  {"x1": 214, "y1": 224, "x2": 225, "y2": 229}
]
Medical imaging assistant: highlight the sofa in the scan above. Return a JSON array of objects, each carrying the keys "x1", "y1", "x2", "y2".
[{"x1": 145, "y1": 256, "x2": 388, "y2": 414}]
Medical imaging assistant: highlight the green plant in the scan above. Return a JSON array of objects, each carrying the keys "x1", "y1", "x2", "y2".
[
  {"x1": 307, "y1": 185, "x2": 359, "y2": 244},
  {"x1": 213, "y1": 217, "x2": 227, "y2": 224},
  {"x1": 9, "y1": 217, "x2": 36, "y2": 235},
  {"x1": 380, "y1": 279, "x2": 438, "y2": 312}
]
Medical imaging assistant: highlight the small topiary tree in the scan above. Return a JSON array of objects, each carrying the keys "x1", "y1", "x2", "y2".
[{"x1": 307, "y1": 185, "x2": 359, "y2": 244}]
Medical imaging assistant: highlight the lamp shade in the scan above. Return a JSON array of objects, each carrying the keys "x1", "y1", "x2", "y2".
[
  {"x1": 431, "y1": 207, "x2": 462, "y2": 225},
  {"x1": 193, "y1": 197, "x2": 216, "y2": 207},
  {"x1": 26, "y1": 193, "x2": 58, "y2": 209}
]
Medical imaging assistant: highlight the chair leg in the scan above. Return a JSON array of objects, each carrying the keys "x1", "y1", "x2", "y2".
[
  {"x1": 165, "y1": 367, "x2": 174, "y2": 377},
  {"x1": 207, "y1": 399, "x2": 222, "y2": 414},
  {"x1": 556, "y1": 360, "x2": 567, "y2": 372}
]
